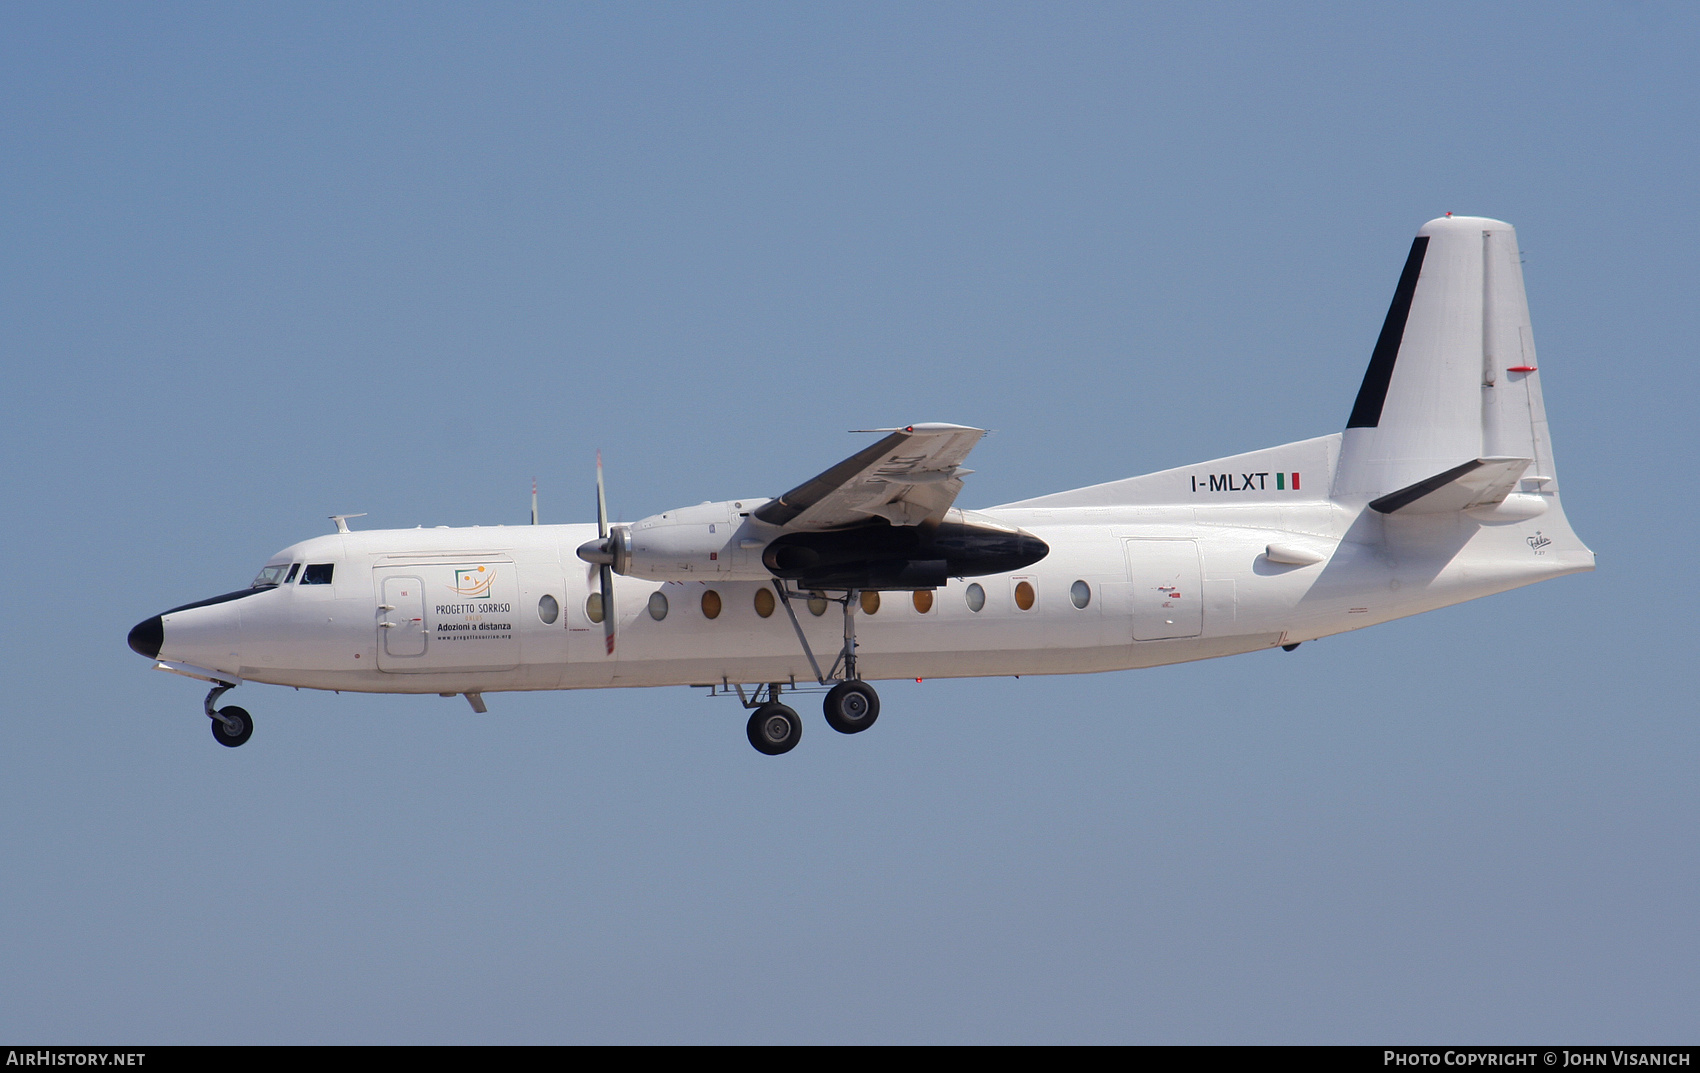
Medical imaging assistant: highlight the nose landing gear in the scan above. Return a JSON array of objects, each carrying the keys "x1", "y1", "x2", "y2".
[
  {"x1": 211, "y1": 706, "x2": 254, "y2": 747},
  {"x1": 204, "y1": 682, "x2": 253, "y2": 748}
]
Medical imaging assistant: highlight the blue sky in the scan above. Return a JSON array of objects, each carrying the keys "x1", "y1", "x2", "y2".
[{"x1": 3, "y1": 2, "x2": 1696, "y2": 1042}]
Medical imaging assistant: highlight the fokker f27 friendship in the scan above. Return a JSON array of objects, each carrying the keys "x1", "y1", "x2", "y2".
[{"x1": 129, "y1": 216, "x2": 1593, "y2": 754}]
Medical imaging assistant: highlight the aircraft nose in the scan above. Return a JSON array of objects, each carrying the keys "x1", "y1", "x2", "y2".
[{"x1": 127, "y1": 615, "x2": 163, "y2": 660}]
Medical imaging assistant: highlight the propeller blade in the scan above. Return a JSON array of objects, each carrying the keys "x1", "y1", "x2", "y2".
[
  {"x1": 596, "y1": 450, "x2": 610, "y2": 540},
  {"x1": 596, "y1": 452, "x2": 615, "y2": 654},
  {"x1": 599, "y1": 563, "x2": 616, "y2": 655}
]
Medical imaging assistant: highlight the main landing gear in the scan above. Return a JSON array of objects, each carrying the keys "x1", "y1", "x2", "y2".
[
  {"x1": 823, "y1": 680, "x2": 880, "y2": 735},
  {"x1": 737, "y1": 677, "x2": 883, "y2": 756},
  {"x1": 746, "y1": 690, "x2": 803, "y2": 756},
  {"x1": 204, "y1": 682, "x2": 253, "y2": 748},
  {"x1": 727, "y1": 584, "x2": 886, "y2": 755}
]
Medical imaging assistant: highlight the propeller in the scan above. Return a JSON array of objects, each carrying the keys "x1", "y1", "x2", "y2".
[
  {"x1": 575, "y1": 452, "x2": 622, "y2": 655},
  {"x1": 595, "y1": 453, "x2": 615, "y2": 655}
]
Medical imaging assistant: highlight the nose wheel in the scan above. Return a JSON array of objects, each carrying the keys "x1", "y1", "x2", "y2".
[
  {"x1": 210, "y1": 706, "x2": 253, "y2": 747},
  {"x1": 203, "y1": 682, "x2": 254, "y2": 748}
]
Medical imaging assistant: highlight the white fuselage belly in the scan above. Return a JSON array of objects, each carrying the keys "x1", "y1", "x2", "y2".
[{"x1": 159, "y1": 501, "x2": 1592, "y2": 698}]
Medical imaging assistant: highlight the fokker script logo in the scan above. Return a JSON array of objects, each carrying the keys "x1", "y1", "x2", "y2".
[{"x1": 1526, "y1": 531, "x2": 1552, "y2": 554}]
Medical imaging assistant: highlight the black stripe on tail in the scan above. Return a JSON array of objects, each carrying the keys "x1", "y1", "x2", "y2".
[{"x1": 1346, "y1": 235, "x2": 1429, "y2": 429}]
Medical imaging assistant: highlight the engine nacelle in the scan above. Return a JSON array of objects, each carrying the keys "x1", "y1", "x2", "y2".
[
  {"x1": 578, "y1": 502, "x2": 1049, "y2": 590},
  {"x1": 577, "y1": 499, "x2": 778, "y2": 581}
]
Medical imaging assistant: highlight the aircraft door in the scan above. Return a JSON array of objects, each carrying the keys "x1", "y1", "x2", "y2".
[
  {"x1": 1124, "y1": 539, "x2": 1203, "y2": 640},
  {"x1": 377, "y1": 575, "x2": 428, "y2": 665},
  {"x1": 373, "y1": 560, "x2": 521, "y2": 673}
]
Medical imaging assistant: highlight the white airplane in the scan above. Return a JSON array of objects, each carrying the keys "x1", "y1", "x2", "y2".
[{"x1": 128, "y1": 215, "x2": 1593, "y2": 754}]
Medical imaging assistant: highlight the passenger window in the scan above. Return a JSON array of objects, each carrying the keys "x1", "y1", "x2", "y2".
[{"x1": 301, "y1": 563, "x2": 335, "y2": 585}]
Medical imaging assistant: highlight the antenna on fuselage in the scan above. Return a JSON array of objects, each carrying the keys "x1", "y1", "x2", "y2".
[
  {"x1": 329, "y1": 513, "x2": 367, "y2": 534},
  {"x1": 531, "y1": 477, "x2": 538, "y2": 525}
]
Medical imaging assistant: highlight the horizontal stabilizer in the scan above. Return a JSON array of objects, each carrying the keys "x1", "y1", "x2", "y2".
[{"x1": 1369, "y1": 456, "x2": 1530, "y2": 515}]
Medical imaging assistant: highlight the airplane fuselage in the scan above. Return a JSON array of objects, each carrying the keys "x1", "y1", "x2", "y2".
[
  {"x1": 128, "y1": 216, "x2": 1595, "y2": 751},
  {"x1": 142, "y1": 469, "x2": 1590, "y2": 699}
]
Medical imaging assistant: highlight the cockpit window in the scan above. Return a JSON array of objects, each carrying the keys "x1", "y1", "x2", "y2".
[
  {"x1": 284, "y1": 563, "x2": 300, "y2": 583},
  {"x1": 301, "y1": 563, "x2": 335, "y2": 585},
  {"x1": 252, "y1": 564, "x2": 291, "y2": 588}
]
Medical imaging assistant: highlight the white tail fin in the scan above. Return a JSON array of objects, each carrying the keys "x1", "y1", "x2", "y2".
[
  {"x1": 1333, "y1": 215, "x2": 1558, "y2": 503},
  {"x1": 1000, "y1": 215, "x2": 1571, "y2": 517}
]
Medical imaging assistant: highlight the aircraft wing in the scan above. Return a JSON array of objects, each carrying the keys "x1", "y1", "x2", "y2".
[{"x1": 754, "y1": 423, "x2": 986, "y2": 530}]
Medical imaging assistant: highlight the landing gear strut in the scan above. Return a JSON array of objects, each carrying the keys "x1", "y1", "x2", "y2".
[
  {"x1": 204, "y1": 682, "x2": 253, "y2": 748},
  {"x1": 769, "y1": 582, "x2": 884, "y2": 743}
]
